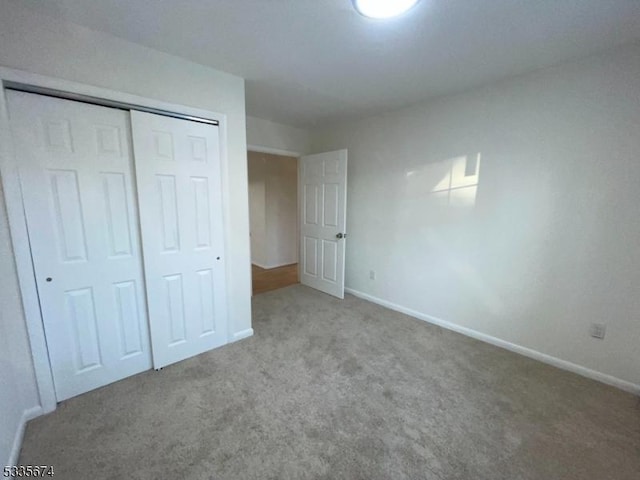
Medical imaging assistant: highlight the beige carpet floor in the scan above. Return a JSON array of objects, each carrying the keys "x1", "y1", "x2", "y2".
[{"x1": 20, "y1": 285, "x2": 640, "y2": 479}]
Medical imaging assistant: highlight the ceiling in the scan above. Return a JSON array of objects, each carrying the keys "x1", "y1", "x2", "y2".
[{"x1": 16, "y1": 0, "x2": 640, "y2": 127}]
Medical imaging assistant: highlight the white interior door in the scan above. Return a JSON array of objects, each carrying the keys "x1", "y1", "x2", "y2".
[
  {"x1": 7, "y1": 91, "x2": 152, "y2": 401},
  {"x1": 299, "y1": 149, "x2": 348, "y2": 298},
  {"x1": 130, "y1": 111, "x2": 227, "y2": 369}
]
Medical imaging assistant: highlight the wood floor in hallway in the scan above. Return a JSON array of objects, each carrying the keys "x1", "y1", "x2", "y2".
[{"x1": 252, "y1": 263, "x2": 298, "y2": 295}]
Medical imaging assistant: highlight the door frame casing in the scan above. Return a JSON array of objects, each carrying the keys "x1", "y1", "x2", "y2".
[{"x1": 0, "y1": 67, "x2": 230, "y2": 414}]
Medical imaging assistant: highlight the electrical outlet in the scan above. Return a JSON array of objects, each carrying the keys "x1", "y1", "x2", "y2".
[
  {"x1": 590, "y1": 323, "x2": 606, "y2": 340},
  {"x1": 369, "y1": 270, "x2": 376, "y2": 280}
]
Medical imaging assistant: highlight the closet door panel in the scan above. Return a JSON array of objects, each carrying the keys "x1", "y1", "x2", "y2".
[
  {"x1": 7, "y1": 91, "x2": 152, "y2": 401},
  {"x1": 131, "y1": 111, "x2": 227, "y2": 369}
]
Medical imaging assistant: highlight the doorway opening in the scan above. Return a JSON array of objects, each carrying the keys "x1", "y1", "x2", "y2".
[{"x1": 248, "y1": 150, "x2": 299, "y2": 295}]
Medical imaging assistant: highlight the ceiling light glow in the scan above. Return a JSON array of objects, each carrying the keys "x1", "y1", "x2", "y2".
[{"x1": 352, "y1": 0, "x2": 420, "y2": 19}]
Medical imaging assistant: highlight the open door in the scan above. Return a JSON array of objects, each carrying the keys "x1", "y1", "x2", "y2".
[{"x1": 299, "y1": 149, "x2": 347, "y2": 298}]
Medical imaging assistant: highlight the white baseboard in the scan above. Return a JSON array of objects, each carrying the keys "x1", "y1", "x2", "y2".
[
  {"x1": 345, "y1": 288, "x2": 640, "y2": 395},
  {"x1": 231, "y1": 328, "x2": 254, "y2": 343},
  {"x1": 7, "y1": 405, "x2": 43, "y2": 467},
  {"x1": 252, "y1": 261, "x2": 297, "y2": 270}
]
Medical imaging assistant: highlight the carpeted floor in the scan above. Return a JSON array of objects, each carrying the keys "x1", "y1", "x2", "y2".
[{"x1": 20, "y1": 285, "x2": 640, "y2": 480}]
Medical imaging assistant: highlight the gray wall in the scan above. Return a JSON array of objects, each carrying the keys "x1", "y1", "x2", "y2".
[
  {"x1": 0, "y1": 2, "x2": 252, "y2": 464},
  {"x1": 312, "y1": 43, "x2": 640, "y2": 388}
]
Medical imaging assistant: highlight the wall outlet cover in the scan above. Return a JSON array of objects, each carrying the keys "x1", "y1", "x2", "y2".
[{"x1": 590, "y1": 323, "x2": 606, "y2": 340}]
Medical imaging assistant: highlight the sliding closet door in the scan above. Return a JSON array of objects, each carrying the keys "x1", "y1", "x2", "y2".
[
  {"x1": 7, "y1": 91, "x2": 152, "y2": 401},
  {"x1": 130, "y1": 111, "x2": 227, "y2": 369}
]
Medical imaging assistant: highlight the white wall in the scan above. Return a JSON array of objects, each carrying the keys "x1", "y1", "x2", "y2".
[
  {"x1": 246, "y1": 116, "x2": 311, "y2": 155},
  {"x1": 248, "y1": 155, "x2": 267, "y2": 267},
  {"x1": 0, "y1": 2, "x2": 253, "y2": 463},
  {"x1": 248, "y1": 152, "x2": 298, "y2": 268},
  {"x1": 311, "y1": 43, "x2": 640, "y2": 390},
  {"x1": 0, "y1": 3, "x2": 252, "y2": 332},
  {"x1": 0, "y1": 183, "x2": 40, "y2": 466},
  {"x1": 265, "y1": 155, "x2": 298, "y2": 267}
]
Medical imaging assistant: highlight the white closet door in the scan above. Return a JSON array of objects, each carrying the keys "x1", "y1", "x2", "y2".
[
  {"x1": 130, "y1": 111, "x2": 228, "y2": 369},
  {"x1": 7, "y1": 91, "x2": 152, "y2": 401},
  {"x1": 299, "y1": 150, "x2": 348, "y2": 299}
]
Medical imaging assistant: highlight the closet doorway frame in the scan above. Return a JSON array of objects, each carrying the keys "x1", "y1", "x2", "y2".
[{"x1": 0, "y1": 67, "x2": 230, "y2": 415}]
